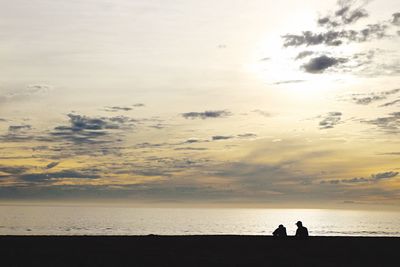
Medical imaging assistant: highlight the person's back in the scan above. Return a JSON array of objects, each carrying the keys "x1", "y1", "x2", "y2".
[
  {"x1": 273, "y1": 224, "x2": 287, "y2": 237},
  {"x1": 295, "y1": 221, "x2": 308, "y2": 238}
]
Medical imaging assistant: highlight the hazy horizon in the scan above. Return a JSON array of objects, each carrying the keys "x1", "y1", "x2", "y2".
[
  {"x1": 1, "y1": 0, "x2": 400, "y2": 210},
  {"x1": 1, "y1": 205, "x2": 400, "y2": 236}
]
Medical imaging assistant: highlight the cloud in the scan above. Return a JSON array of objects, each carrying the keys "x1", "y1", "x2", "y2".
[
  {"x1": 321, "y1": 177, "x2": 368, "y2": 184},
  {"x1": 373, "y1": 61, "x2": 400, "y2": 76},
  {"x1": 318, "y1": 0, "x2": 369, "y2": 28},
  {"x1": 381, "y1": 88, "x2": 400, "y2": 95},
  {"x1": 252, "y1": 110, "x2": 272, "y2": 117},
  {"x1": 317, "y1": 17, "x2": 338, "y2": 28},
  {"x1": 342, "y1": 8, "x2": 369, "y2": 24},
  {"x1": 282, "y1": 27, "x2": 388, "y2": 48},
  {"x1": 1, "y1": 112, "x2": 138, "y2": 160},
  {"x1": 206, "y1": 160, "x2": 321, "y2": 199},
  {"x1": 46, "y1": 162, "x2": 60, "y2": 169},
  {"x1": 237, "y1": 133, "x2": 257, "y2": 138},
  {"x1": 104, "y1": 106, "x2": 133, "y2": 112},
  {"x1": 274, "y1": 80, "x2": 306, "y2": 85},
  {"x1": 0, "y1": 134, "x2": 34, "y2": 142},
  {"x1": 352, "y1": 50, "x2": 375, "y2": 61},
  {"x1": 212, "y1": 135, "x2": 233, "y2": 141},
  {"x1": 18, "y1": 170, "x2": 100, "y2": 182},
  {"x1": 0, "y1": 154, "x2": 352, "y2": 203},
  {"x1": 353, "y1": 95, "x2": 386, "y2": 105},
  {"x1": 349, "y1": 24, "x2": 388, "y2": 42},
  {"x1": 392, "y1": 12, "x2": 400, "y2": 26},
  {"x1": 279, "y1": 1, "x2": 400, "y2": 79},
  {"x1": 8, "y1": 125, "x2": 31, "y2": 132},
  {"x1": 0, "y1": 166, "x2": 29, "y2": 175},
  {"x1": 24, "y1": 84, "x2": 51, "y2": 94},
  {"x1": 103, "y1": 104, "x2": 144, "y2": 111},
  {"x1": 282, "y1": 31, "x2": 344, "y2": 47},
  {"x1": 149, "y1": 123, "x2": 168, "y2": 130},
  {"x1": 363, "y1": 112, "x2": 400, "y2": 134},
  {"x1": 302, "y1": 55, "x2": 347, "y2": 73},
  {"x1": 349, "y1": 88, "x2": 400, "y2": 105},
  {"x1": 106, "y1": 156, "x2": 212, "y2": 180},
  {"x1": 181, "y1": 138, "x2": 210, "y2": 145},
  {"x1": 372, "y1": 171, "x2": 399, "y2": 180},
  {"x1": 64, "y1": 113, "x2": 128, "y2": 130},
  {"x1": 295, "y1": 51, "x2": 314, "y2": 60},
  {"x1": 380, "y1": 99, "x2": 400, "y2": 107},
  {"x1": 0, "y1": 153, "x2": 302, "y2": 201},
  {"x1": 0, "y1": 124, "x2": 35, "y2": 142},
  {"x1": 50, "y1": 113, "x2": 134, "y2": 144},
  {"x1": 1, "y1": 136, "x2": 398, "y2": 204},
  {"x1": 174, "y1": 147, "x2": 208, "y2": 151},
  {"x1": 0, "y1": 84, "x2": 52, "y2": 103},
  {"x1": 0, "y1": 164, "x2": 102, "y2": 184},
  {"x1": 322, "y1": 171, "x2": 399, "y2": 184},
  {"x1": 184, "y1": 138, "x2": 201, "y2": 143},
  {"x1": 130, "y1": 169, "x2": 169, "y2": 177},
  {"x1": 182, "y1": 110, "x2": 231, "y2": 119},
  {"x1": 319, "y1": 112, "x2": 342, "y2": 129},
  {"x1": 134, "y1": 142, "x2": 169, "y2": 149},
  {"x1": 347, "y1": 49, "x2": 399, "y2": 77},
  {"x1": 378, "y1": 152, "x2": 400, "y2": 156},
  {"x1": 282, "y1": 0, "x2": 393, "y2": 53},
  {"x1": 132, "y1": 103, "x2": 145, "y2": 107},
  {"x1": 341, "y1": 177, "x2": 370, "y2": 183}
]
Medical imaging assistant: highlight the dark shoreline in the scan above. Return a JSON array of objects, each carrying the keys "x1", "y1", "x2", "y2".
[{"x1": 1, "y1": 235, "x2": 399, "y2": 266}]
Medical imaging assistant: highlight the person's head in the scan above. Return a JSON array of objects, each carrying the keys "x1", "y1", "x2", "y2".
[
  {"x1": 296, "y1": 221, "x2": 303, "y2": 227},
  {"x1": 279, "y1": 224, "x2": 284, "y2": 228}
]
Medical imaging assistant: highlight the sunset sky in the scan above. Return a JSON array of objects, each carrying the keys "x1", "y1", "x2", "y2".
[{"x1": 1, "y1": 0, "x2": 400, "y2": 209}]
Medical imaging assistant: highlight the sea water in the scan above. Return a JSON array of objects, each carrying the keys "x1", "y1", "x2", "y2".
[{"x1": 1, "y1": 205, "x2": 399, "y2": 236}]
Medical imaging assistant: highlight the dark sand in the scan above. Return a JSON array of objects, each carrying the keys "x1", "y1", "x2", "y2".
[{"x1": 1, "y1": 235, "x2": 399, "y2": 267}]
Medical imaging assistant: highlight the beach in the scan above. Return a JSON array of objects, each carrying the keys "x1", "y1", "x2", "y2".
[{"x1": 1, "y1": 235, "x2": 398, "y2": 267}]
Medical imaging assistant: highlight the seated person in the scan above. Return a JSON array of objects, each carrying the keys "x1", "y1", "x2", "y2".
[
  {"x1": 273, "y1": 224, "x2": 287, "y2": 237},
  {"x1": 295, "y1": 221, "x2": 309, "y2": 238}
]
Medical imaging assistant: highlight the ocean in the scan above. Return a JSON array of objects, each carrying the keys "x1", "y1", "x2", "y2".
[{"x1": 1, "y1": 205, "x2": 399, "y2": 236}]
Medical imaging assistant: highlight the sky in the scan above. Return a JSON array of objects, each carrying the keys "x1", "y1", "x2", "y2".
[{"x1": 0, "y1": 0, "x2": 400, "y2": 209}]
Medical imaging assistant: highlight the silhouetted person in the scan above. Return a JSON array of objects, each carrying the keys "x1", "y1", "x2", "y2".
[
  {"x1": 273, "y1": 224, "x2": 287, "y2": 237},
  {"x1": 295, "y1": 221, "x2": 308, "y2": 238}
]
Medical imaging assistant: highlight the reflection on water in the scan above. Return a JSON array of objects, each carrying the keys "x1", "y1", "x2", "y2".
[{"x1": 1, "y1": 205, "x2": 399, "y2": 236}]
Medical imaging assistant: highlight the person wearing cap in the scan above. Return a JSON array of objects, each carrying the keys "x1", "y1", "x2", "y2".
[
  {"x1": 295, "y1": 221, "x2": 309, "y2": 238},
  {"x1": 272, "y1": 224, "x2": 287, "y2": 237}
]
